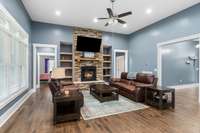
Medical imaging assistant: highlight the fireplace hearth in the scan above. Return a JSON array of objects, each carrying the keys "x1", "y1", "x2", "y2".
[{"x1": 81, "y1": 66, "x2": 96, "y2": 81}]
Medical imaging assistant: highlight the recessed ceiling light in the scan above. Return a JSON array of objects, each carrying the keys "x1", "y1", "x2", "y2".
[
  {"x1": 108, "y1": 20, "x2": 113, "y2": 24},
  {"x1": 146, "y1": 8, "x2": 152, "y2": 14},
  {"x1": 55, "y1": 10, "x2": 61, "y2": 16},
  {"x1": 114, "y1": 19, "x2": 118, "y2": 24},
  {"x1": 123, "y1": 24, "x2": 127, "y2": 28},
  {"x1": 93, "y1": 18, "x2": 98, "y2": 23}
]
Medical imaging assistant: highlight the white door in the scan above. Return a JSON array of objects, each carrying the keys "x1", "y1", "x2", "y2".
[
  {"x1": 115, "y1": 52, "x2": 126, "y2": 78},
  {"x1": 48, "y1": 59, "x2": 55, "y2": 73}
]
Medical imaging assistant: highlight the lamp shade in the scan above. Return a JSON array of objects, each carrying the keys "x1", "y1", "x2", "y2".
[{"x1": 51, "y1": 68, "x2": 66, "y2": 79}]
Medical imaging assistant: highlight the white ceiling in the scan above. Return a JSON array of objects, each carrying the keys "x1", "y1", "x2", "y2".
[{"x1": 22, "y1": 0, "x2": 200, "y2": 34}]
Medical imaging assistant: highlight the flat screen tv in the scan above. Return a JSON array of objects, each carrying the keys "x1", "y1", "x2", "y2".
[{"x1": 76, "y1": 36, "x2": 102, "y2": 52}]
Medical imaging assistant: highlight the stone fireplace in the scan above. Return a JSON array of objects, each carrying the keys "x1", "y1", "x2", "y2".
[
  {"x1": 72, "y1": 28, "x2": 104, "y2": 89},
  {"x1": 81, "y1": 66, "x2": 96, "y2": 81}
]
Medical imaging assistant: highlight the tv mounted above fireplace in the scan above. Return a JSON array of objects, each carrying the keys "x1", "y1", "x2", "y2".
[{"x1": 76, "y1": 36, "x2": 102, "y2": 52}]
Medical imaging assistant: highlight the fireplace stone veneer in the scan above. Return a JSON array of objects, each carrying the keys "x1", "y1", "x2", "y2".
[{"x1": 73, "y1": 28, "x2": 103, "y2": 85}]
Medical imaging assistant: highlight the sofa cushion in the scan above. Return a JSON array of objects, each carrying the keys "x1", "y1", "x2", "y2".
[
  {"x1": 133, "y1": 82, "x2": 153, "y2": 87},
  {"x1": 114, "y1": 82, "x2": 136, "y2": 92},
  {"x1": 111, "y1": 78, "x2": 121, "y2": 82},
  {"x1": 121, "y1": 72, "x2": 128, "y2": 79},
  {"x1": 120, "y1": 79, "x2": 132, "y2": 85},
  {"x1": 136, "y1": 73, "x2": 155, "y2": 84}
]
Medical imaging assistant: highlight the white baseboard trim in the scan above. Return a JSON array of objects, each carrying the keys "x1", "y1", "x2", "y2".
[
  {"x1": 0, "y1": 89, "x2": 35, "y2": 127},
  {"x1": 168, "y1": 83, "x2": 199, "y2": 89},
  {"x1": 36, "y1": 84, "x2": 40, "y2": 89}
]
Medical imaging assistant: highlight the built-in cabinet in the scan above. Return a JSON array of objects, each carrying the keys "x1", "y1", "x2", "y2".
[
  {"x1": 103, "y1": 45, "x2": 112, "y2": 82},
  {"x1": 59, "y1": 42, "x2": 112, "y2": 83},
  {"x1": 59, "y1": 42, "x2": 73, "y2": 82}
]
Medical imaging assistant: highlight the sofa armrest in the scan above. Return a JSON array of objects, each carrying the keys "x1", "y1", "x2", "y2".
[
  {"x1": 134, "y1": 86, "x2": 145, "y2": 102},
  {"x1": 133, "y1": 83, "x2": 153, "y2": 102},
  {"x1": 111, "y1": 78, "x2": 121, "y2": 82},
  {"x1": 134, "y1": 82, "x2": 153, "y2": 88}
]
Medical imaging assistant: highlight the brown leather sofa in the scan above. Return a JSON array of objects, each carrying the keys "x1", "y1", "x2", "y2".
[{"x1": 110, "y1": 72, "x2": 158, "y2": 102}]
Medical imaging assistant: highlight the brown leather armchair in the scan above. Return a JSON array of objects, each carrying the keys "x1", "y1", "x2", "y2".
[
  {"x1": 48, "y1": 81, "x2": 84, "y2": 107},
  {"x1": 110, "y1": 72, "x2": 158, "y2": 102}
]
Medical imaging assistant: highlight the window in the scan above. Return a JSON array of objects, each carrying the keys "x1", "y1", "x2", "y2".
[{"x1": 0, "y1": 7, "x2": 28, "y2": 106}]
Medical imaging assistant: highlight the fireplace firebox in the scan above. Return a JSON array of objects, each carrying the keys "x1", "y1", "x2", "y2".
[{"x1": 81, "y1": 66, "x2": 96, "y2": 81}]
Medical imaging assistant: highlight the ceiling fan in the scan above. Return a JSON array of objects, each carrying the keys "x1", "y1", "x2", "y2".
[{"x1": 97, "y1": 0, "x2": 132, "y2": 27}]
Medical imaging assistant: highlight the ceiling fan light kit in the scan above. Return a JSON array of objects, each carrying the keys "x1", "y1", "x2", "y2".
[{"x1": 96, "y1": 0, "x2": 132, "y2": 27}]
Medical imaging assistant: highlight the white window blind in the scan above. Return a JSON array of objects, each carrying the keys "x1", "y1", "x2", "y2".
[{"x1": 0, "y1": 5, "x2": 29, "y2": 108}]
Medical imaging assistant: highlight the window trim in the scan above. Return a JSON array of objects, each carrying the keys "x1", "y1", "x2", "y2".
[{"x1": 0, "y1": 3, "x2": 29, "y2": 110}]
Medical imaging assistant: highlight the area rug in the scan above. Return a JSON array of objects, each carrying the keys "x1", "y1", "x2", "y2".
[{"x1": 81, "y1": 91, "x2": 148, "y2": 120}]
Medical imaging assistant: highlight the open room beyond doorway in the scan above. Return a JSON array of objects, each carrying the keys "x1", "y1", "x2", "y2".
[
  {"x1": 38, "y1": 53, "x2": 55, "y2": 86},
  {"x1": 114, "y1": 49, "x2": 128, "y2": 78},
  {"x1": 157, "y1": 33, "x2": 200, "y2": 102},
  {"x1": 33, "y1": 44, "x2": 57, "y2": 90}
]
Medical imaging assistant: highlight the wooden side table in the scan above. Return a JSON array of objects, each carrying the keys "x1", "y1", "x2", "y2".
[
  {"x1": 53, "y1": 90, "x2": 83, "y2": 124},
  {"x1": 145, "y1": 86, "x2": 175, "y2": 109}
]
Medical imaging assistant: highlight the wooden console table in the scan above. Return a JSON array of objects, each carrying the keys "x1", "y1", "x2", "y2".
[{"x1": 145, "y1": 86, "x2": 175, "y2": 110}]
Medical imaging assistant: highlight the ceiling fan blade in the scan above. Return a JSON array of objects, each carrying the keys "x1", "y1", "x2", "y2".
[
  {"x1": 97, "y1": 18, "x2": 110, "y2": 20},
  {"x1": 105, "y1": 23, "x2": 109, "y2": 27},
  {"x1": 118, "y1": 11, "x2": 132, "y2": 18},
  {"x1": 117, "y1": 19, "x2": 126, "y2": 24},
  {"x1": 107, "y1": 8, "x2": 114, "y2": 17}
]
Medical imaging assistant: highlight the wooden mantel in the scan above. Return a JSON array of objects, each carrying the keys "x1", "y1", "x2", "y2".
[{"x1": 75, "y1": 57, "x2": 103, "y2": 62}]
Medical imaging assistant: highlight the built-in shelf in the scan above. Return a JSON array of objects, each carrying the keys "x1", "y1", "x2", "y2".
[
  {"x1": 63, "y1": 67, "x2": 73, "y2": 69},
  {"x1": 103, "y1": 45, "x2": 112, "y2": 82},
  {"x1": 103, "y1": 67, "x2": 112, "y2": 69},
  {"x1": 103, "y1": 61, "x2": 112, "y2": 63},
  {"x1": 60, "y1": 60, "x2": 73, "y2": 62},
  {"x1": 75, "y1": 58, "x2": 102, "y2": 61},
  {"x1": 60, "y1": 42, "x2": 73, "y2": 82},
  {"x1": 103, "y1": 54, "x2": 111, "y2": 57},
  {"x1": 65, "y1": 76, "x2": 73, "y2": 79},
  {"x1": 60, "y1": 52, "x2": 73, "y2": 55},
  {"x1": 103, "y1": 75, "x2": 111, "y2": 77}
]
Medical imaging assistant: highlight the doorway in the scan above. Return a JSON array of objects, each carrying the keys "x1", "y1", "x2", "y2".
[
  {"x1": 33, "y1": 44, "x2": 57, "y2": 90},
  {"x1": 157, "y1": 33, "x2": 200, "y2": 102},
  {"x1": 37, "y1": 53, "x2": 55, "y2": 87},
  {"x1": 114, "y1": 49, "x2": 128, "y2": 78}
]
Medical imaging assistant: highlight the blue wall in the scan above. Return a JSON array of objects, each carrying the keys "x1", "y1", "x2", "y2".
[
  {"x1": 162, "y1": 41, "x2": 199, "y2": 86},
  {"x1": 32, "y1": 22, "x2": 128, "y2": 49},
  {"x1": 31, "y1": 21, "x2": 129, "y2": 75},
  {"x1": 0, "y1": 0, "x2": 31, "y2": 116},
  {"x1": 128, "y1": 3, "x2": 200, "y2": 85},
  {"x1": 32, "y1": 22, "x2": 73, "y2": 44}
]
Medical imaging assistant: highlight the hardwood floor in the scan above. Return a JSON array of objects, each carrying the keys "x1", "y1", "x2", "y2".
[{"x1": 1, "y1": 85, "x2": 200, "y2": 133}]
